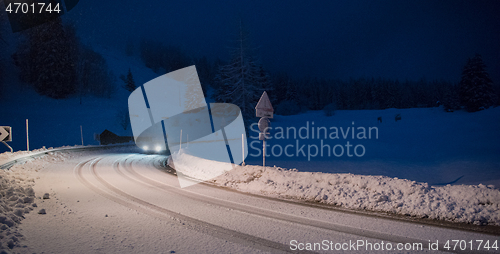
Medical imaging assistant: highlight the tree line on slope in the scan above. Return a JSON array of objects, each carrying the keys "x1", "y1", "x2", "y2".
[
  {"x1": 11, "y1": 17, "x2": 115, "y2": 101},
  {"x1": 138, "y1": 25, "x2": 498, "y2": 118},
  {"x1": 7, "y1": 16, "x2": 497, "y2": 117}
]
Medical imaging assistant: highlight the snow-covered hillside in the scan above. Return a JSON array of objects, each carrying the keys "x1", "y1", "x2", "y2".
[
  {"x1": 1, "y1": 25, "x2": 499, "y2": 188},
  {"x1": 0, "y1": 41, "x2": 158, "y2": 152}
]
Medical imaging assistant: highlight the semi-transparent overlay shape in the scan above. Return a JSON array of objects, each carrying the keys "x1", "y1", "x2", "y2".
[{"x1": 128, "y1": 66, "x2": 248, "y2": 188}]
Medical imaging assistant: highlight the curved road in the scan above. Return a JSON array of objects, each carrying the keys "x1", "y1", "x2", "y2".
[{"x1": 16, "y1": 151, "x2": 500, "y2": 253}]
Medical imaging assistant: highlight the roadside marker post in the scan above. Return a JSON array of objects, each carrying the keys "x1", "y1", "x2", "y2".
[
  {"x1": 242, "y1": 134, "x2": 245, "y2": 166},
  {"x1": 80, "y1": 125, "x2": 84, "y2": 146},
  {"x1": 26, "y1": 119, "x2": 29, "y2": 151}
]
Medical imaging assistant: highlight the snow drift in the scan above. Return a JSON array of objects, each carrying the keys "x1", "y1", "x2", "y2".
[
  {"x1": 209, "y1": 164, "x2": 500, "y2": 226},
  {"x1": 0, "y1": 150, "x2": 71, "y2": 251}
]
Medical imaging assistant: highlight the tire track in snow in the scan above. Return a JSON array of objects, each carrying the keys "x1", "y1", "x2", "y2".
[
  {"x1": 145, "y1": 155, "x2": 500, "y2": 237},
  {"x1": 122, "y1": 155, "x2": 495, "y2": 254},
  {"x1": 75, "y1": 156, "x2": 305, "y2": 254}
]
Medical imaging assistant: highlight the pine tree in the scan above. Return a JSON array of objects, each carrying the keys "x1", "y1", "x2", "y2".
[
  {"x1": 140, "y1": 39, "x2": 163, "y2": 73},
  {"x1": 272, "y1": 72, "x2": 288, "y2": 104},
  {"x1": 443, "y1": 84, "x2": 460, "y2": 112},
  {"x1": 399, "y1": 80, "x2": 414, "y2": 109},
  {"x1": 77, "y1": 44, "x2": 115, "y2": 100},
  {"x1": 15, "y1": 17, "x2": 78, "y2": 99},
  {"x1": 285, "y1": 77, "x2": 298, "y2": 102},
  {"x1": 257, "y1": 65, "x2": 272, "y2": 93},
  {"x1": 0, "y1": 58, "x2": 2, "y2": 99},
  {"x1": 121, "y1": 68, "x2": 136, "y2": 92},
  {"x1": 459, "y1": 54, "x2": 495, "y2": 112},
  {"x1": 0, "y1": 24, "x2": 3, "y2": 98},
  {"x1": 496, "y1": 84, "x2": 500, "y2": 106},
  {"x1": 213, "y1": 20, "x2": 267, "y2": 121}
]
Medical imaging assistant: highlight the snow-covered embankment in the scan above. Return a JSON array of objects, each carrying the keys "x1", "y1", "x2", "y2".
[
  {"x1": 172, "y1": 152, "x2": 500, "y2": 226},
  {"x1": 0, "y1": 149, "x2": 70, "y2": 252},
  {"x1": 215, "y1": 165, "x2": 500, "y2": 225}
]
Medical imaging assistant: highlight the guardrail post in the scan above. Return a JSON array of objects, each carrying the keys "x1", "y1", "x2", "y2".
[
  {"x1": 26, "y1": 119, "x2": 29, "y2": 151},
  {"x1": 180, "y1": 129, "x2": 182, "y2": 150},
  {"x1": 80, "y1": 125, "x2": 84, "y2": 146},
  {"x1": 242, "y1": 134, "x2": 245, "y2": 166}
]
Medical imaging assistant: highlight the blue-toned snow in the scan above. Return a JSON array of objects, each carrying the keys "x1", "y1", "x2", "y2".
[
  {"x1": 1, "y1": 44, "x2": 499, "y2": 187},
  {"x1": 244, "y1": 108, "x2": 500, "y2": 186}
]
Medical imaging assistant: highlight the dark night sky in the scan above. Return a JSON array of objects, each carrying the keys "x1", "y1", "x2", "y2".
[{"x1": 66, "y1": 0, "x2": 500, "y2": 83}]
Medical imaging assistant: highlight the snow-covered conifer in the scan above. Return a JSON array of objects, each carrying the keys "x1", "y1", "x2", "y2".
[{"x1": 459, "y1": 54, "x2": 495, "y2": 112}]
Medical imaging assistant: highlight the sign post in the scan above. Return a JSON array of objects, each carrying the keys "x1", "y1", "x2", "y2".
[
  {"x1": 255, "y1": 91, "x2": 274, "y2": 167},
  {"x1": 242, "y1": 134, "x2": 245, "y2": 166},
  {"x1": 80, "y1": 125, "x2": 84, "y2": 146},
  {"x1": 26, "y1": 119, "x2": 29, "y2": 151},
  {"x1": 258, "y1": 117, "x2": 270, "y2": 167}
]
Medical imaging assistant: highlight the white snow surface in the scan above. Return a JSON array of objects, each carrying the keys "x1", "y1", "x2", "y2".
[
  {"x1": 213, "y1": 165, "x2": 500, "y2": 226},
  {"x1": 0, "y1": 146, "x2": 135, "y2": 252},
  {"x1": 0, "y1": 146, "x2": 498, "y2": 253},
  {"x1": 0, "y1": 150, "x2": 71, "y2": 252},
  {"x1": 170, "y1": 152, "x2": 500, "y2": 226},
  {"x1": 170, "y1": 149, "x2": 232, "y2": 187}
]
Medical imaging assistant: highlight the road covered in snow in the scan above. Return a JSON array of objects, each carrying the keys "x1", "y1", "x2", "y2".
[{"x1": 0, "y1": 147, "x2": 499, "y2": 253}]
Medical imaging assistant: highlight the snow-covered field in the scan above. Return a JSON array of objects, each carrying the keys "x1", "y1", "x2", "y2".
[{"x1": 244, "y1": 107, "x2": 500, "y2": 187}]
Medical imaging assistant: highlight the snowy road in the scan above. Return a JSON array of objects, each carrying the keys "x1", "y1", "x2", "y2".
[{"x1": 13, "y1": 151, "x2": 500, "y2": 253}]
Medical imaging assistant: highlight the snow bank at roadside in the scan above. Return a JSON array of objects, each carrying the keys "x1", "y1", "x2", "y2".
[
  {"x1": 210, "y1": 164, "x2": 500, "y2": 226},
  {"x1": 0, "y1": 148, "x2": 50, "y2": 166},
  {"x1": 169, "y1": 149, "x2": 232, "y2": 187},
  {"x1": 0, "y1": 151, "x2": 71, "y2": 252},
  {"x1": 0, "y1": 144, "x2": 135, "y2": 167}
]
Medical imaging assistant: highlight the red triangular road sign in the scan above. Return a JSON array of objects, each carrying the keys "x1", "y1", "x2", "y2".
[
  {"x1": 256, "y1": 91, "x2": 273, "y2": 111},
  {"x1": 255, "y1": 91, "x2": 273, "y2": 118}
]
